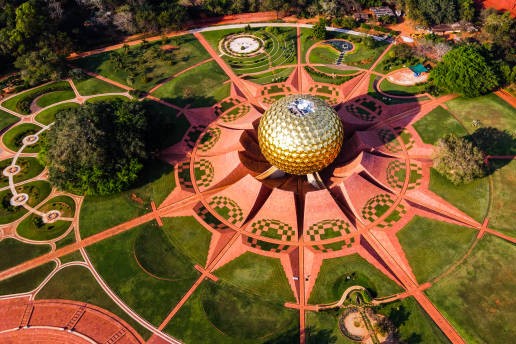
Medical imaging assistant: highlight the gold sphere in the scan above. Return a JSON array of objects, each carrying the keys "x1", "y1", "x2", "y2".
[{"x1": 258, "y1": 95, "x2": 344, "y2": 175}]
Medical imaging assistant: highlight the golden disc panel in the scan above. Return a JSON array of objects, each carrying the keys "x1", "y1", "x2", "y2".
[{"x1": 258, "y1": 95, "x2": 344, "y2": 175}]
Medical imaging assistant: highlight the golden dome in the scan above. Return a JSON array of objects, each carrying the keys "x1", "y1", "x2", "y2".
[{"x1": 258, "y1": 95, "x2": 344, "y2": 175}]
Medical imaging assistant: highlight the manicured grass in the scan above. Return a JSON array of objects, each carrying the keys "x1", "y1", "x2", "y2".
[
  {"x1": 59, "y1": 251, "x2": 82, "y2": 263},
  {"x1": 343, "y1": 41, "x2": 389, "y2": 69},
  {"x1": 311, "y1": 65, "x2": 360, "y2": 76},
  {"x1": 429, "y1": 168, "x2": 489, "y2": 222},
  {"x1": 35, "y1": 90, "x2": 76, "y2": 108},
  {"x1": 17, "y1": 196, "x2": 75, "y2": 241},
  {"x1": 1, "y1": 81, "x2": 72, "y2": 114},
  {"x1": 143, "y1": 100, "x2": 190, "y2": 149},
  {"x1": 375, "y1": 297, "x2": 450, "y2": 343},
  {"x1": 200, "y1": 28, "x2": 242, "y2": 50},
  {"x1": 161, "y1": 217, "x2": 211, "y2": 266},
  {"x1": 243, "y1": 67, "x2": 294, "y2": 85},
  {"x1": 73, "y1": 77, "x2": 125, "y2": 96},
  {"x1": 368, "y1": 74, "x2": 426, "y2": 105},
  {"x1": 2, "y1": 123, "x2": 42, "y2": 153},
  {"x1": 308, "y1": 253, "x2": 403, "y2": 304},
  {"x1": 378, "y1": 78, "x2": 427, "y2": 96},
  {"x1": 0, "y1": 157, "x2": 45, "y2": 188},
  {"x1": 0, "y1": 238, "x2": 50, "y2": 271},
  {"x1": 214, "y1": 252, "x2": 295, "y2": 302},
  {"x1": 300, "y1": 28, "x2": 321, "y2": 63},
  {"x1": 153, "y1": 61, "x2": 229, "y2": 108},
  {"x1": 134, "y1": 223, "x2": 199, "y2": 280},
  {"x1": 306, "y1": 310, "x2": 355, "y2": 344},
  {"x1": 445, "y1": 93, "x2": 516, "y2": 134},
  {"x1": 413, "y1": 106, "x2": 468, "y2": 144},
  {"x1": 79, "y1": 160, "x2": 175, "y2": 237},
  {"x1": 0, "y1": 180, "x2": 52, "y2": 224},
  {"x1": 397, "y1": 216, "x2": 477, "y2": 283},
  {"x1": 86, "y1": 223, "x2": 199, "y2": 325},
  {"x1": 36, "y1": 265, "x2": 151, "y2": 339},
  {"x1": 85, "y1": 95, "x2": 130, "y2": 103},
  {"x1": 0, "y1": 109, "x2": 19, "y2": 131},
  {"x1": 34, "y1": 102, "x2": 80, "y2": 125},
  {"x1": 309, "y1": 45, "x2": 340, "y2": 64},
  {"x1": 74, "y1": 34, "x2": 210, "y2": 91},
  {"x1": 0, "y1": 262, "x2": 55, "y2": 295},
  {"x1": 488, "y1": 160, "x2": 515, "y2": 237},
  {"x1": 165, "y1": 280, "x2": 299, "y2": 344},
  {"x1": 426, "y1": 234, "x2": 516, "y2": 343},
  {"x1": 55, "y1": 228, "x2": 76, "y2": 249}
]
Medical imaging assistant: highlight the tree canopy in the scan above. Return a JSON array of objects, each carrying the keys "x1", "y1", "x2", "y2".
[
  {"x1": 40, "y1": 100, "x2": 148, "y2": 195},
  {"x1": 430, "y1": 44, "x2": 499, "y2": 97},
  {"x1": 433, "y1": 134, "x2": 486, "y2": 185}
]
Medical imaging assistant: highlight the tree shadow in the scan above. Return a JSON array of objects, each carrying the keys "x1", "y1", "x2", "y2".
[
  {"x1": 465, "y1": 126, "x2": 516, "y2": 172},
  {"x1": 387, "y1": 304, "x2": 410, "y2": 328}
]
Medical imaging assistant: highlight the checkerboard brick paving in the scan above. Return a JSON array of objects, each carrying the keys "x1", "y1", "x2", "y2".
[
  {"x1": 208, "y1": 195, "x2": 244, "y2": 225},
  {"x1": 306, "y1": 219, "x2": 351, "y2": 241},
  {"x1": 250, "y1": 219, "x2": 295, "y2": 241}
]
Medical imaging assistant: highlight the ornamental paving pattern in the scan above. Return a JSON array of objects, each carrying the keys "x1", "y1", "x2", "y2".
[{"x1": 0, "y1": 21, "x2": 515, "y2": 344}]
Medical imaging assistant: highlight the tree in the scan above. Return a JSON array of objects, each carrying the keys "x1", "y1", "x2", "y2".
[
  {"x1": 431, "y1": 44, "x2": 499, "y2": 97},
  {"x1": 14, "y1": 48, "x2": 66, "y2": 85},
  {"x1": 311, "y1": 18, "x2": 327, "y2": 40},
  {"x1": 433, "y1": 134, "x2": 486, "y2": 185},
  {"x1": 41, "y1": 100, "x2": 148, "y2": 195},
  {"x1": 458, "y1": 0, "x2": 475, "y2": 22}
]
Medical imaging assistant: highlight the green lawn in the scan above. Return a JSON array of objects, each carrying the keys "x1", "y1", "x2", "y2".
[
  {"x1": 488, "y1": 160, "x2": 515, "y2": 237},
  {"x1": 0, "y1": 238, "x2": 50, "y2": 271},
  {"x1": 74, "y1": 34, "x2": 210, "y2": 92},
  {"x1": 342, "y1": 41, "x2": 389, "y2": 69},
  {"x1": 0, "y1": 180, "x2": 52, "y2": 224},
  {"x1": 59, "y1": 251, "x2": 82, "y2": 263},
  {"x1": 79, "y1": 160, "x2": 175, "y2": 237},
  {"x1": 445, "y1": 94, "x2": 516, "y2": 133},
  {"x1": 308, "y1": 253, "x2": 403, "y2": 304},
  {"x1": 0, "y1": 262, "x2": 55, "y2": 295},
  {"x1": 306, "y1": 310, "x2": 355, "y2": 344},
  {"x1": 308, "y1": 46, "x2": 340, "y2": 64},
  {"x1": 397, "y1": 216, "x2": 477, "y2": 283},
  {"x1": 161, "y1": 217, "x2": 212, "y2": 266},
  {"x1": 152, "y1": 61, "x2": 229, "y2": 108},
  {"x1": 142, "y1": 100, "x2": 190, "y2": 149},
  {"x1": 214, "y1": 252, "x2": 295, "y2": 303},
  {"x1": 35, "y1": 90, "x2": 76, "y2": 108},
  {"x1": 429, "y1": 168, "x2": 489, "y2": 222},
  {"x1": 311, "y1": 65, "x2": 360, "y2": 76},
  {"x1": 165, "y1": 280, "x2": 299, "y2": 344},
  {"x1": 0, "y1": 157, "x2": 45, "y2": 188},
  {"x1": 73, "y1": 77, "x2": 126, "y2": 96},
  {"x1": 378, "y1": 78, "x2": 427, "y2": 96},
  {"x1": 34, "y1": 102, "x2": 80, "y2": 125},
  {"x1": 413, "y1": 106, "x2": 468, "y2": 144},
  {"x1": 243, "y1": 67, "x2": 294, "y2": 85},
  {"x1": 85, "y1": 95, "x2": 130, "y2": 103},
  {"x1": 368, "y1": 74, "x2": 426, "y2": 105},
  {"x1": 86, "y1": 223, "x2": 199, "y2": 325},
  {"x1": 1, "y1": 81, "x2": 72, "y2": 114},
  {"x1": 2, "y1": 123, "x2": 42, "y2": 153},
  {"x1": 0, "y1": 109, "x2": 19, "y2": 131},
  {"x1": 426, "y1": 234, "x2": 516, "y2": 343},
  {"x1": 36, "y1": 265, "x2": 151, "y2": 339}
]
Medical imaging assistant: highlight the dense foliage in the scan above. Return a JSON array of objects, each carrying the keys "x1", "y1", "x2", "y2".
[
  {"x1": 40, "y1": 100, "x2": 148, "y2": 195},
  {"x1": 402, "y1": 0, "x2": 475, "y2": 26},
  {"x1": 311, "y1": 18, "x2": 327, "y2": 39},
  {"x1": 431, "y1": 44, "x2": 499, "y2": 97},
  {"x1": 433, "y1": 134, "x2": 486, "y2": 185}
]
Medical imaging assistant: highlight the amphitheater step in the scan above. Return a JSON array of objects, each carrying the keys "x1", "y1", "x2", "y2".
[
  {"x1": 65, "y1": 305, "x2": 86, "y2": 330},
  {"x1": 19, "y1": 301, "x2": 34, "y2": 328},
  {"x1": 105, "y1": 328, "x2": 127, "y2": 344}
]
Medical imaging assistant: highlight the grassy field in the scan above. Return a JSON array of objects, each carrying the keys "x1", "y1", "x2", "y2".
[
  {"x1": 429, "y1": 168, "x2": 489, "y2": 222},
  {"x1": 397, "y1": 216, "x2": 477, "y2": 283},
  {"x1": 34, "y1": 102, "x2": 80, "y2": 125},
  {"x1": 36, "y1": 265, "x2": 151, "y2": 339},
  {"x1": 378, "y1": 78, "x2": 427, "y2": 96},
  {"x1": 161, "y1": 217, "x2": 212, "y2": 266},
  {"x1": 306, "y1": 310, "x2": 356, "y2": 344},
  {"x1": 73, "y1": 77, "x2": 126, "y2": 96},
  {"x1": 152, "y1": 61, "x2": 229, "y2": 108},
  {"x1": 142, "y1": 100, "x2": 190, "y2": 149},
  {"x1": 2, "y1": 123, "x2": 42, "y2": 153},
  {"x1": 445, "y1": 94, "x2": 516, "y2": 134},
  {"x1": 308, "y1": 45, "x2": 340, "y2": 64},
  {"x1": 79, "y1": 160, "x2": 175, "y2": 237},
  {"x1": 0, "y1": 180, "x2": 52, "y2": 224},
  {"x1": 426, "y1": 234, "x2": 516, "y2": 343},
  {"x1": 0, "y1": 238, "x2": 50, "y2": 271},
  {"x1": 243, "y1": 67, "x2": 294, "y2": 85},
  {"x1": 413, "y1": 106, "x2": 468, "y2": 144},
  {"x1": 1, "y1": 81, "x2": 72, "y2": 114},
  {"x1": 311, "y1": 65, "x2": 360, "y2": 76},
  {"x1": 35, "y1": 90, "x2": 76, "y2": 108},
  {"x1": 0, "y1": 262, "x2": 55, "y2": 295},
  {"x1": 214, "y1": 252, "x2": 295, "y2": 302},
  {"x1": 85, "y1": 95, "x2": 130, "y2": 103},
  {"x1": 86, "y1": 223, "x2": 199, "y2": 326},
  {"x1": 343, "y1": 41, "x2": 389, "y2": 69},
  {"x1": 308, "y1": 253, "x2": 403, "y2": 304},
  {"x1": 488, "y1": 160, "x2": 515, "y2": 237},
  {"x1": 0, "y1": 157, "x2": 45, "y2": 188},
  {"x1": 74, "y1": 34, "x2": 211, "y2": 91},
  {"x1": 0, "y1": 109, "x2": 19, "y2": 131},
  {"x1": 368, "y1": 74, "x2": 426, "y2": 105},
  {"x1": 165, "y1": 280, "x2": 299, "y2": 344}
]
